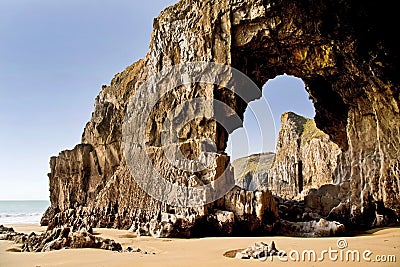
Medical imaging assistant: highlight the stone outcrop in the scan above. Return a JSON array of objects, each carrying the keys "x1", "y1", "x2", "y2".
[
  {"x1": 234, "y1": 241, "x2": 282, "y2": 260},
  {"x1": 231, "y1": 112, "x2": 341, "y2": 199},
  {"x1": 276, "y1": 218, "x2": 345, "y2": 237},
  {"x1": 268, "y1": 112, "x2": 341, "y2": 198},
  {"x1": 0, "y1": 225, "x2": 122, "y2": 252},
  {"x1": 0, "y1": 225, "x2": 27, "y2": 244},
  {"x1": 230, "y1": 112, "x2": 347, "y2": 224},
  {"x1": 304, "y1": 182, "x2": 350, "y2": 217},
  {"x1": 42, "y1": 0, "x2": 399, "y2": 237},
  {"x1": 47, "y1": 185, "x2": 278, "y2": 238}
]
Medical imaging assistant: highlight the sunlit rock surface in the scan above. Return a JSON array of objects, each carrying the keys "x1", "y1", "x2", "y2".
[{"x1": 41, "y1": 0, "x2": 399, "y2": 237}]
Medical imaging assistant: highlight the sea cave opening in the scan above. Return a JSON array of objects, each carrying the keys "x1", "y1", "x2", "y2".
[
  {"x1": 225, "y1": 74, "x2": 315, "y2": 161},
  {"x1": 224, "y1": 74, "x2": 327, "y2": 194}
]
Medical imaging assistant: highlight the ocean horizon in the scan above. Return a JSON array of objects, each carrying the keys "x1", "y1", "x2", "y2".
[{"x1": 0, "y1": 200, "x2": 49, "y2": 225}]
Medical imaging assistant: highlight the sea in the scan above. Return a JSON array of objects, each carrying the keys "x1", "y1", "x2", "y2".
[{"x1": 0, "y1": 200, "x2": 49, "y2": 225}]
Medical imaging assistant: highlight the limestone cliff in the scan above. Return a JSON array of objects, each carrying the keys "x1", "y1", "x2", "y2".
[
  {"x1": 232, "y1": 112, "x2": 341, "y2": 199},
  {"x1": 268, "y1": 112, "x2": 341, "y2": 198},
  {"x1": 232, "y1": 152, "x2": 275, "y2": 191},
  {"x1": 42, "y1": 0, "x2": 399, "y2": 235}
]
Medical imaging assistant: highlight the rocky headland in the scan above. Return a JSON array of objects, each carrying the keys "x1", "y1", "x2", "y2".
[{"x1": 12, "y1": 0, "x2": 397, "y2": 252}]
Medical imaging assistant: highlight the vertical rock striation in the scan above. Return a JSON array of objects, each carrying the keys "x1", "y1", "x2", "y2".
[
  {"x1": 42, "y1": 0, "x2": 399, "y2": 235},
  {"x1": 268, "y1": 112, "x2": 341, "y2": 198}
]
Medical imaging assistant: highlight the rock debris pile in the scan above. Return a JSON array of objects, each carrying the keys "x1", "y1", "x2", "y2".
[{"x1": 235, "y1": 241, "x2": 285, "y2": 260}]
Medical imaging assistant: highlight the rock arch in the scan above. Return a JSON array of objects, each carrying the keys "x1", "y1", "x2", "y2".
[
  {"x1": 44, "y1": 0, "x2": 399, "y2": 234},
  {"x1": 226, "y1": 0, "x2": 399, "y2": 226}
]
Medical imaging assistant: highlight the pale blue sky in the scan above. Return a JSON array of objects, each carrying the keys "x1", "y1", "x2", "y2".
[{"x1": 0, "y1": 1, "x2": 314, "y2": 200}]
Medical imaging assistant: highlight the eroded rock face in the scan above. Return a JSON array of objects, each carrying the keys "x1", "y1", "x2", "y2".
[
  {"x1": 43, "y1": 0, "x2": 399, "y2": 235},
  {"x1": 268, "y1": 112, "x2": 341, "y2": 198},
  {"x1": 229, "y1": 0, "x2": 399, "y2": 227}
]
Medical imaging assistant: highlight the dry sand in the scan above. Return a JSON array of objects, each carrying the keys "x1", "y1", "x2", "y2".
[{"x1": 1, "y1": 223, "x2": 399, "y2": 267}]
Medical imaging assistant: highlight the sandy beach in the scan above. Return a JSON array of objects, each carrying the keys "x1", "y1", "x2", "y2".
[{"x1": 0, "y1": 224, "x2": 399, "y2": 267}]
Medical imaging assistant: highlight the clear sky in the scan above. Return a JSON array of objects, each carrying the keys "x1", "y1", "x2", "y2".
[{"x1": 0, "y1": 0, "x2": 314, "y2": 200}]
